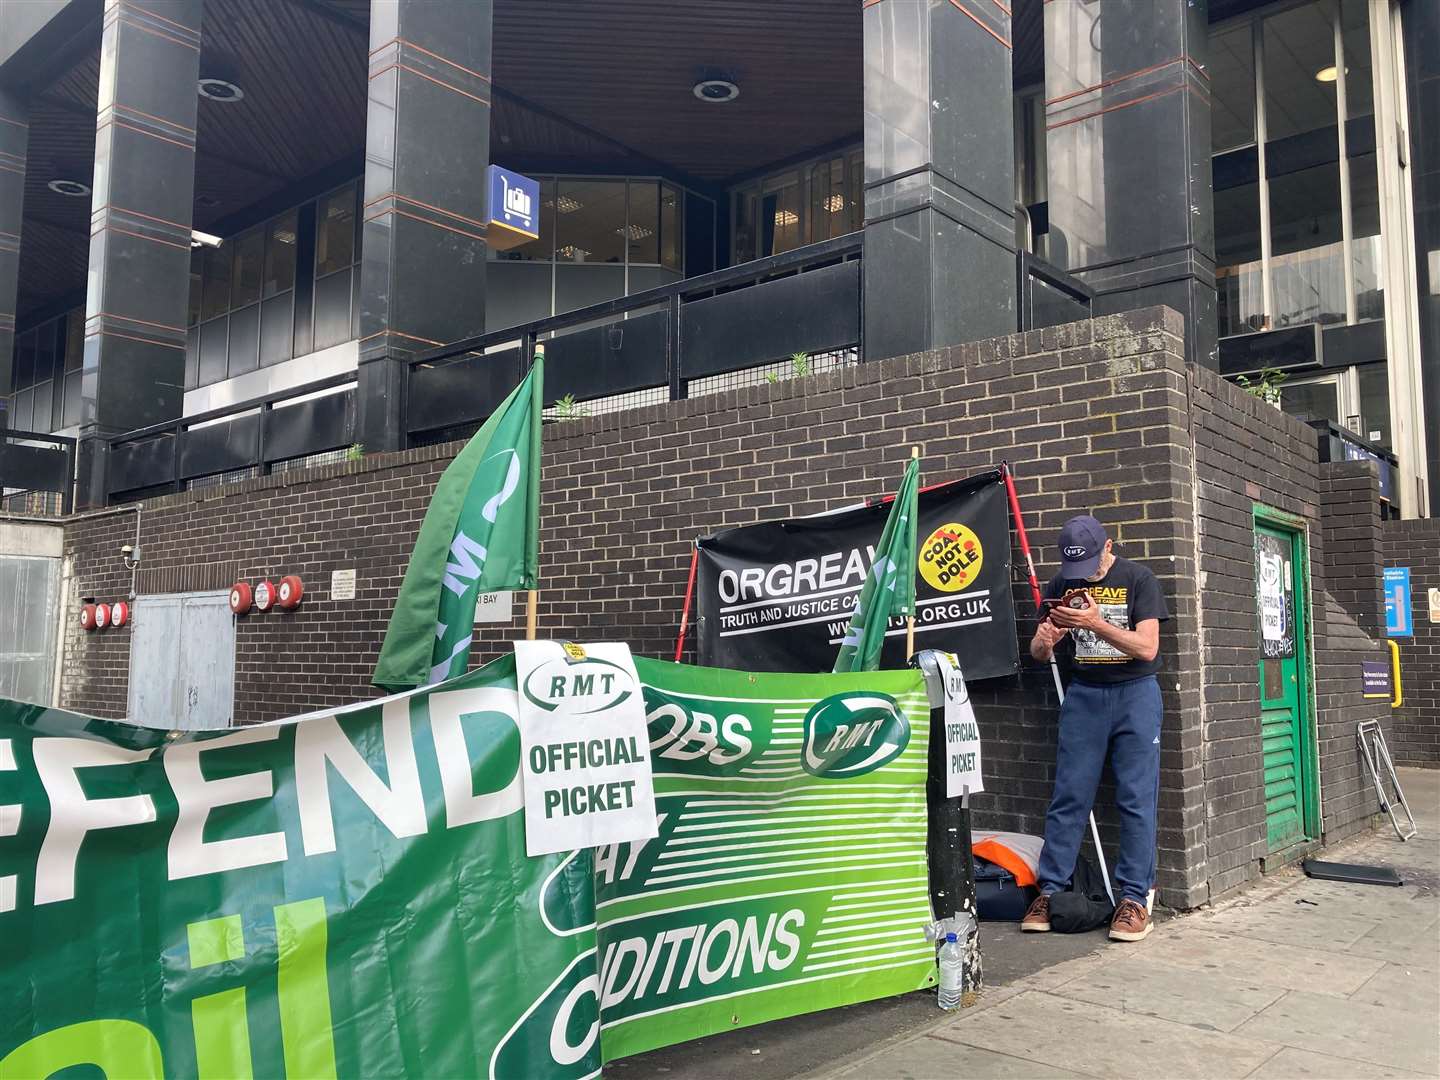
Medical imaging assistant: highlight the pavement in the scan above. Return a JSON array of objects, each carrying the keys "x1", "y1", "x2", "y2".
[{"x1": 609, "y1": 768, "x2": 1439, "y2": 1080}]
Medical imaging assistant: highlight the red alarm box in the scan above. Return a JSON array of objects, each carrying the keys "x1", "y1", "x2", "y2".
[
  {"x1": 253, "y1": 580, "x2": 277, "y2": 613},
  {"x1": 80, "y1": 604, "x2": 97, "y2": 631},
  {"x1": 229, "y1": 582, "x2": 253, "y2": 615},
  {"x1": 277, "y1": 575, "x2": 305, "y2": 609},
  {"x1": 111, "y1": 601, "x2": 130, "y2": 627}
]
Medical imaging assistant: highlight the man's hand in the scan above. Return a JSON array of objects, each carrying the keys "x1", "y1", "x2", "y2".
[
  {"x1": 1049, "y1": 592, "x2": 1106, "y2": 632},
  {"x1": 1030, "y1": 618, "x2": 1069, "y2": 662}
]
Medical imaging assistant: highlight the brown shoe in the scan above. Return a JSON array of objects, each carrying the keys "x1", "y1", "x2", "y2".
[
  {"x1": 1021, "y1": 893, "x2": 1051, "y2": 932},
  {"x1": 1109, "y1": 898, "x2": 1152, "y2": 941}
]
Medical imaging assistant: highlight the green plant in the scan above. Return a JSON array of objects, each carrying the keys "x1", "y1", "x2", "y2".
[
  {"x1": 790, "y1": 351, "x2": 812, "y2": 378},
  {"x1": 345, "y1": 443, "x2": 364, "y2": 462},
  {"x1": 1235, "y1": 366, "x2": 1288, "y2": 405},
  {"x1": 553, "y1": 393, "x2": 590, "y2": 420}
]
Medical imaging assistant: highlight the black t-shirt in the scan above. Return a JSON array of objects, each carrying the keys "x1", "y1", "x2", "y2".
[{"x1": 1042, "y1": 556, "x2": 1169, "y2": 684}]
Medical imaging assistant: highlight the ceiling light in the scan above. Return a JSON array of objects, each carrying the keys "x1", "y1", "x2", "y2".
[
  {"x1": 774, "y1": 209, "x2": 798, "y2": 227},
  {"x1": 615, "y1": 224, "x2": 654, "y2": 240},
  {"x1": 198, "y1": 78, "x2": 244, "y2": 103},
  {"x1": 693, "y1": 79, "x2": 740, "y2": 104},
  {"x1": 555, "y1": 195, "x2": 584, "y2": 214},
  {"x1": 824, "y1": 194, "x2": 846, "y2": 213},
  {"x1": 47, "y1": 179, "x2": 90, "y2": 197},
  {"x1": 557, "y1": 245, "x2": 590, "y2": 260},
  {"x1": 1314, "y1": 66, "x2": 1341, "y2": 83}
]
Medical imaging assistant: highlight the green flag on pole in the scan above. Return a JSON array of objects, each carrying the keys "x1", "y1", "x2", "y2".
[
  {"x1": 832, "y1": 454, "x2": 920, "y2": 672},
  {"x1": 374, "y1": 350, "x2": 544, "y2": 689}
]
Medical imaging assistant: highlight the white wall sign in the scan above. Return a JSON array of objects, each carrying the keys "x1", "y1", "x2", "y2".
[
  {"x1": 934, "y1": 652, "x2": 983, "y2": 798},
  {"x1": 513, "y1": 641, "x2": 658, "y2": 857},
  {"x1": 330, "y1": 568, "x2": 356, "y2": 602},
  {"x1": 1258, "y1": 552, "x2": 1285, "y2": 641},
  {"x1": 1429, "y1": 587, "x2": 1440, "y2": 624},
  {"x1": 475, "y1": 591, "x2": 513, "y2": 623}
]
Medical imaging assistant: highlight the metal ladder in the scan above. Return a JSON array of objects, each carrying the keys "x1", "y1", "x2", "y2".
[{"x1": 1357, "y1": 720, "x2": 1417, "y2": 841}]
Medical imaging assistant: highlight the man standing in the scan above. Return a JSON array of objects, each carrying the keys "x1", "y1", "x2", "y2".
[{"x1": 1021, "y1": 515, "x2": 1169, "y2": 941}]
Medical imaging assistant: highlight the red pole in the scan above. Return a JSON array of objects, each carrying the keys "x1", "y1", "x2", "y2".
[
  {"x1": 673, "y1": 543, "x2": 700, "y2": 663},
  {"x1": 1002, "y1": 462, "x2": 1046, "y2": 615}
]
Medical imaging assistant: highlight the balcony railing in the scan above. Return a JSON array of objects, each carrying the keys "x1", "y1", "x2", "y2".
[
  {"x1": 0, "y1": 429, "x2": 75, "y2": 515},
  {"x1": 27, "y1": 236, "x2": 1091, "y2": 505}
]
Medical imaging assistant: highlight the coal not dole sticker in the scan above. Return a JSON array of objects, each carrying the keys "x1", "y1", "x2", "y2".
[{"x1": 515, "y1": 641, "x2": 659, "y2": 856}]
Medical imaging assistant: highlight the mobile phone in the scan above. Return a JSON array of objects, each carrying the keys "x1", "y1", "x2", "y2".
[{"x1": 1042, "y1": 593, "x2": 1090, "y2": 617}]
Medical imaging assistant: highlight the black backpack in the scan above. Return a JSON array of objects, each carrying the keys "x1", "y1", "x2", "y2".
[{"x1": 1047, "y1": 856, "x2": 1115, "y2": 933}]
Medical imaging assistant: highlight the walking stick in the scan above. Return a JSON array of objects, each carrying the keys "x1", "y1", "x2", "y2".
[{"x1": 1002, "y1": 463, "x2": 1116, "y2": 907}]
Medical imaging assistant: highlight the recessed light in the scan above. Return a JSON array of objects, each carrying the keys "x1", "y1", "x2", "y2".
[
  {"x1": 198, "y1": 78, "x2": 244, "y2": 102},
  {"x1": 47, "y1": 179, "x2": 90, "y2": 197},
  {"x1": 774, "y1": 209, "x2": 798, "y2": 227},
  {"x1": 555, "y1": 195, "x2": 584, "y2": 214},
  {"x1": 1314, "y1": 65, "x2": 1344, "y2": 83},
  {"x1": 615, "y1": 224, "x2": 654, "y2": 240},
  {"x1": 824, "y1": 194, "x2": 846, "y2": 213},
  {"x1": 557, "y1": 245, "x2": 590, "y2": 260},
  {"x1": 693, "y1": 79, "x2": 740, "y2": 104}
]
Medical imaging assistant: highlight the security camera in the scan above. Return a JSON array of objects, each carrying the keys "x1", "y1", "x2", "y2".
[
  {"x1": 121, "y1": 544, "x2": 141, "y2": 569},
  {"x1": 121, "y1": 544, "x2": 133, "y2": 557}
]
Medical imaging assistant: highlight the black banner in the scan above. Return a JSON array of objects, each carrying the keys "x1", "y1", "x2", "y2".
[{"x1": 696, "y1": 470, "x2": 1019, "y2": 678}]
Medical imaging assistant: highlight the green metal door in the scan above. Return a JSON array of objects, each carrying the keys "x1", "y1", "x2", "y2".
[{"x1": 1255, "y1": 521, "x2": 1314, "y2": 852}]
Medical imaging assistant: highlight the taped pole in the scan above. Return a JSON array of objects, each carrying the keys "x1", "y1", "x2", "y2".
[
  {"x1": 1002, "y1": 462, "x2": 1116, "y2": 907},
  {"x1": 527, "y1": 344, "x2": 545, "y2": 642},
  {"x1": 674, "y1": 542, "x2": 700, "y2": 662},
  {"x1": 906, "y1": 445, "x2": 920, "y2": 659}
]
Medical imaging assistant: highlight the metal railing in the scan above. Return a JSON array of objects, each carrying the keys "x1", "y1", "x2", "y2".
[
  {"x1": 83, "y1": 236, "x2": 1094, "y2": 503},
  {"x1": 0, "y1": 429, "x2": 76, "y2": 515}
]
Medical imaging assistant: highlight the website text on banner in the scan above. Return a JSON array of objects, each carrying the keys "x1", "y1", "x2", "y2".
[
  {"x1": 0, "y1": 658, "x2": 934, "y2": 1077},
  {"x1": 696, "y1": 471, "x2": 1018, "y2": 678}
]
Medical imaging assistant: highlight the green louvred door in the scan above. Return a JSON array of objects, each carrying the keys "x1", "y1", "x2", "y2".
[{"x1": 1254, "y1": 520, "x2": 1314, "y2": 852}]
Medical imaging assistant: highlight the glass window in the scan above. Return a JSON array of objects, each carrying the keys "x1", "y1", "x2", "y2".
[
  {"x1": 64, "y1": 310, "x2": 82, "y2": 372},
  {"x1": 34, "y1": 321, "x2": 58, "y2": 386},
  {"x1": 1278, "y1": 376, "x2": 1340, "y2": 424},
  {"x1": 660, "y1": 184, "x2": 682, "y2": 271},
  {"x1": 625, "y1": 181, "x2": 660, "y2": 265},
  {"x1": 1211, "y1": 24, "x2": 1256, "y2": 153},
  {"x1": 733, "y1": 187, "x2": 758, "y2": 264},
  {"x1": 761, "y1": 172, "x2": 802, "y2": 257},
  {"x1": 493, "y1": 177, "x2": 554, "y2": 262},
  {"x1": 1263, "y1": 5, "x2": 1338, "y2": 143},
  {"x1": 201, "y1": 244, "x2": 231, "y2": 320},
  {"x1": 188, "y1": 249, "x2": 203, "y2": 327},
  {"x1": 316, "y1": 184, "x2": 357, "y2": 276},
  {"x1": 1357, "y1": 362, "x2": 1390, "y2": 447},
  {"x1": 1340, "y1": 0, "x2": 1373, "y2": 119},
  {"x1": 264, "y1": 211, "x2": 297, "y2": 297},
  {"x1": 231, "y1": 227, "x2": 264, "y2": 309},
  {"x1": 1215, "y1": 178, "x2": 1264, "y2": 336},
  {"x1": 1269, "y1": 163, "x2": 1346, "y2": 327},
  {"x1": 808, "y1": 157, "x2": 849, "y2": 244},
  {"x1": 555, "y1": 179, "x2": 626, "y2": 264},
  {"x1": 1349, "y1": 151, "x2": 1383, "y2": 321}
]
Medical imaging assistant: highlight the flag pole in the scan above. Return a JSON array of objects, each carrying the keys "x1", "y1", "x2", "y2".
[
  {"x1": 906, "y1": 445, "x2": 920, "y2": 659},
  {"x1": 526, "y1": 344, "x2": 545, "y2": 642}
]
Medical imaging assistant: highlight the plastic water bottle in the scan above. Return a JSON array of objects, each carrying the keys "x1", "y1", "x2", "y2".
[{"x1": 937, "y1": 932, "x2": 963, "y2": 1010}]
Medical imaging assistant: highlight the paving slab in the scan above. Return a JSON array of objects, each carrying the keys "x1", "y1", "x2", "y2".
[
  {"x1": 929, "y1": 990, "x2": 1279, "y2": 1080},
  {"x1": 834, "y1": 1034, "x2": 1089, "y2": 1079},
  {"x1": 1232, "y1": 989, "x2": 1440, "y2": 1075},
  {"x1": 1349, "y1": 961, "x2": 1440, "y2": 1018},
  {"x1": 1181, "y1": 904, "x2": 1380, "y2": 949},
  {"x1": 1343, "y1": 914, "x2": 1440, "y2": 970},
  {"x1": 1137, "y1": 926, "x2": 1386, "y2": 997},
  {"x1": 1245, "y1": 1046, "x2": 1435, "y2": 1079},
  {"x1": 1051, "y1": 956, "x2": 1286, "y2": 1033},
  {"x1": 1278, "y1": 877, "x2": 1439, "y2": 922}
]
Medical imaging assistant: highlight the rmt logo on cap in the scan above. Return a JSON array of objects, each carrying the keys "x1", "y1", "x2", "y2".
[{"x1": 1057, "y1": 515, "x2": 1107, "y2": 579}]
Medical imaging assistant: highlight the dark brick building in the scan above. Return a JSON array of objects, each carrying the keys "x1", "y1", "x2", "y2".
[
  {"x1": 49, "y1": 307, "x2": 1396, "y2": 909},
  {"x1": 1384, "y1": 519, "x2": 1440, "y2": 767}
]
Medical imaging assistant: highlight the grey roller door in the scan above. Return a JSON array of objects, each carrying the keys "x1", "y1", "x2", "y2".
[{"x1": 127, "y1": 591, "x2": 235, "y2": 729}]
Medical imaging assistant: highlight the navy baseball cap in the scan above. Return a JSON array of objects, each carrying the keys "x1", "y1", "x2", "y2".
[{"x1": 1057, "y1": 515, "x2": 1107, "y2": 579}]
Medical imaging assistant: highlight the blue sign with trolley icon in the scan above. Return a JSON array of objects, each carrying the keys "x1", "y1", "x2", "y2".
[{"x1": 486, "y1": 164, "x2": 539, "y2": 246}]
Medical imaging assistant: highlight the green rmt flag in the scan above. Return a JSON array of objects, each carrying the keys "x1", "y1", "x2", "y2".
[
  {"x1": 374, "y1": 350, "x2": 544, "y2": 688},
  {"x1": 832, "y1": 455, "x2": 920, "y2": 672}
]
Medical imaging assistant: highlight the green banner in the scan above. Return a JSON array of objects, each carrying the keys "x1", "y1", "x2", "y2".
[
  {"x1": 0, "y1": 656, "x2": 933, "y2": 1078},
  {"x1": 832, "y1": 456, "x2": 919, "y2": 673}
]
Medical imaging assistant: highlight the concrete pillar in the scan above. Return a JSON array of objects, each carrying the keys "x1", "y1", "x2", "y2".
[
  {"x1": 0, "y1": 90, "x2": 26, "y2": 429},
  {"x1": 76, "y1": 0, "x2": 203, "y2": 507},
  {"x1": 357, "y1": 0, "x2": 492, "y2": 452},
  {"x1": 1044, "y1": 0, "x2": 1216, "y2": 368},
  {"x1": 861, "y1": 0, "x2": 1016, "y2": 362}
]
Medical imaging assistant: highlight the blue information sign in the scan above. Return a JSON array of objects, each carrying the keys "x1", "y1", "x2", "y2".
[
  {"x1": 1384, "y1": 566, "x2": 1412, "y2": 638},
  {"x1": 486, "y1": 164, "x2": 539, "y2": 241}
]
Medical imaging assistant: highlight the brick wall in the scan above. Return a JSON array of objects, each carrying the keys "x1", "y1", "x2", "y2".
[
  {"x1": 1384, "y1": 518, "x2": 1440, "y2": 766},
  {"x1": 45, "y1": 305, "x2": 1391, "y2": 907}
]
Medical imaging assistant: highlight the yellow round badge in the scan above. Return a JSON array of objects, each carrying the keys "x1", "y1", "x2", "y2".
[{"x1": 918, "y1": 522, "x2": 984, "y2": 592}]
